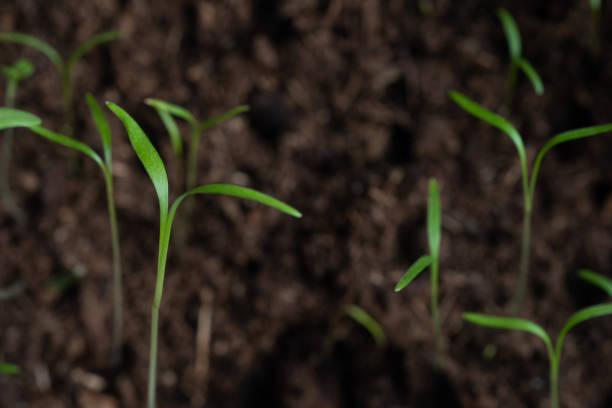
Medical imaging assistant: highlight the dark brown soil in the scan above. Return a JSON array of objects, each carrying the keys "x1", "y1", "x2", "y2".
[{"x1": 1, "y1": 1, "x2": 612, "y2": 407}]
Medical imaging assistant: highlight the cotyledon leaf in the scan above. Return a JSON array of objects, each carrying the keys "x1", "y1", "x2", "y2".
[
  {"x1": 345, "y1": 304, "x2": 386, "y2": 346},
  {"x1": 497, "y1": 8, "x2": 521, "y2": 59},
  {"x1": 29, "y1": 125, "x2": 104, "y2": 170},
  {"x1": 86, "y1": 93, "x2": 112, "y2": 165},
  {"x1": 395, "y1": 255, "x2": 433, "y2": 292},
  {"x1": 66, "y1": 30, "x2": 120, "y2": 71},
  {"x1": 0, "y1": 108, "x2": 41, "y2": 130},
  {"x1": 578, "y1": 269, "x2": 612, "y2": 297},
  {"x1": 145, "y1": 98, "x2": 196, "y2": 127},
  {"x1": 0, "y1": 32, "x2": 63, "y2": 70},
  {"x1": 515, "y1": 57, "x2": 544, "y2": 95},
  {"x1": 199, "y1": 105, "x2": 250, "y2": 131}
]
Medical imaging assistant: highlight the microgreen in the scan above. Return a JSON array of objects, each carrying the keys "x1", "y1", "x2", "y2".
[
  {"x1": 463, "y1": 303, "x2": 612, "y2": 408},
  {"x1": 1, "y1": 59, "x2": 35, "y2": 224},
  {"x1": 344, "y1": 304, "x2": 386, "y2": 346},
  {"x1": 0, "y1": 31, "x2": 119, "y2": 154},
  {"x1": 106, "y1": 101, "x2": 300, "y2": 408},
  {"x1": 395, "y1": 178, "x2": 443, "y2": 361},
  {"x1": 145, "y1": 98, "x2": 249, "y2": 190},
  {"x1": 578, "y1": 269, "x2": 612, "y2": 297},
  {"x1": 0, "y1": 362, "x2": 20, "y2": 375},
  {"x1": 449, "y1": 90, "x2": 612, "y2": 313},
  {"x1": 497, "y1": 8, "x2": 543, "y2": 110},
  {"x1": 26, "y1": 94, "x2": 124, "y2": 366}
]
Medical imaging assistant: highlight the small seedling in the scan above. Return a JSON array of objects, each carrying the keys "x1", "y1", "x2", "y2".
[
  {"x1": 1, "y1": 58, "x2": 34, "y2": 224},
  {"x1": 145, "y1": 98, "x2": 249, "y2": 190},
  {"x1": 449, "y1": 90, "x2": 612, "y2": 313},
  {"x1": 497, "y1": 8, "x2": 543, "y2": 110},
  {"x1": 26, "y1": 95, "x2": 124, "y2": 366},
  {"x1": 578, "y1": 269, "x2": 612, "y2": 297},
  {"x1": 344, "y1": 304, "x2": 386, "y2": 346},
  {"x1": 106, "y1": 101, "x2": 301, "y2": 408},
  {"x1": 463, "y1": 303, "x2": 612, "y2": 408},
  {"x1": 394, "y1": 178, "x2": 443, "y2": 361},
  {"x1": 0, "y1": 362, "x2": 20, "y2": 375},
  {"x1": 0, "y1": 31, "x2": 119, "y2": 158}
]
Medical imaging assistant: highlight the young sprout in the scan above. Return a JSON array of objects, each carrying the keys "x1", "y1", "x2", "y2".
[
  {"x1": 395, "y1": 178, "x2": 442, "y2": 361},
  {"x1": 1, "y1": 59, "x2": 34, "y2": 224},
  {"x1": 497, "y1": 8, "x2": 543, "y2": 111},
  {"x1": 0, "y1": 362, "x2": 20, "y2": 375},
  {"x1": 145, "y1": 98, "x2": 249, "y2": 190},
  {"x1": 344, "y1": 304, "x2": 386, "y2": 346},
  {"x1": 449, "y1": 90, "x2": 612, "y2": 314},
  {"x1": 106, "y1": 102, "x2": 301, "y2": 408},
  {"x1": 463, "y1": 303, "x2": 612, "y2": 408},
  {"x1": 26, "y1": 94, "x2": 124, "y2": 366},
  {"x1": 0, "y1": 31, "x2": 119, "y2": 156},
  {"x1": 578, "y1": 269, "x2": 612, "y2": 297}
]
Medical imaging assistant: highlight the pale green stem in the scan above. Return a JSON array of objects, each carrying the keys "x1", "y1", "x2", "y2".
[
  {"x1": 186, "y1": 125, "x2": 200, "y2": 190},
  {"x1": 430, "y1": 255, "x2": 441, "y2": 365},
  {"x1": 510, "y1": 205, "x2": 532, "y2": 314},
  {"x1": 549, "y1": 356, "x2": 559, "y2": 408},
  {"x1": 104, "y1": 169, "x2": 123, "y2": 367}
]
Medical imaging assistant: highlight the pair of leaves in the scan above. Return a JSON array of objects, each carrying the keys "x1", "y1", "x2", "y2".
[
  {"x1": 394, "y1": 178, "x2": 441, "y2": 292},
  {"x1": 448, "y1": 91, "x2": 612, "y2": 206},
  {"x1": 145, "y1": 98, "x2": 249, "y2": 159},
  {"x1": 0, "y1": 31, "x2": 119, "y2": 74},
  {"x1": 497, "y1": 8, "x2": 544, "y2": 95},
  {"x1": 1, "y1": 58, "x2": 34, "y2": 82}
]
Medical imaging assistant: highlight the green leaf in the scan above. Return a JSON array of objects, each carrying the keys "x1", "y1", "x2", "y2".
[
  {"x1": 578, "y1": 269, "x2": 612, "y2": 297},
  {"x1": 0, "y1": 108, "x2": 41, "y2": 129},
  {"x1": 29, "y1": 125, "x2": 104, "y2": 170},
  {"x1": 395, "y1": 255, "x2": 432, "y2": 292},
  {"x1": 497, "y1": 8, "x2": 522, "y2": 59},
  {"x1": 529, "y1": 123, "x2": 612, "y2": 199},
  {"x1": 427, "y1": 178, "x2": 441, "y2": 256},
  {"x1": 344, "y1": 304, "x2": 386, "y2": 346},
  {"x1": 463, "y1": 313, "x2": 553, "y2": 353},
  {"x1": 556, "y1": 303, "x2": 612, "y2": 357},
  {"x1": 0, "y1": 362, "x2": 20, "y2": 375},
  {"x1": 86, "y1": 93, "x2": 112, "y2": 165},
  {"x1": 144, "y1": 98, "x2": 197, "y2": 127},
  {"x1": 145, "y1": 99, "x2": 183, "y2": 158},
  {"x1": 515, "y1": 57, "x2": 543, "y2": 95},
  {"x1": 1, "y1": 58, "x2": 35, "y2": 82},
  {"x1": 0, "y1": 32, "x2": 63, "y2": 70},
  {"x1": 199, "y1": 105, "x2": 250, "y2": 131},
  {"x1": 106, "y1": 102, "x2": 169, "y2": 217},
  {"x1": 66, "y1": 30, "x2": 120, "y2": 71}
]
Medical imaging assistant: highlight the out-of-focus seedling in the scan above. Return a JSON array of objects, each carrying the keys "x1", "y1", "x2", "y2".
[
  {"x1": 449, "y1": 90, "x2": 612, "y2": 314},
  {"x1": 588, "y1": 0, "x2": 602, "y2": 55},
  {"x1": 344, "y1": 304, "x2": 386, "y2": 346},
  {"x1": 464, "y1": 303, "x2": 612, "y2": 408},
  {"x1": 107, "y1": 101, "x2": 300, "y2": 408},
  {"x1": 394, "y1": 178, "x2": 443, "y2": 362},
  {"x1": 0, "y1": 362, "x2": 20, "y2": 375},
  {"x1": 497, "y1": 8, "x2": 543, "y2": 111},
  {"x1": 1, "y1": 59, "x2": 34, "y2": 224}
]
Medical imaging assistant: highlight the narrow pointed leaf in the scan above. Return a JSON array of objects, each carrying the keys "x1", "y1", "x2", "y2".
[
  {"x1": 86, "y1": 93, "x2": 112, "y2": 165},
  {"x1": 106, "y1": 102, "x2": 169, "y2": 216},
  {"x1": 0, "y1": 108, "x2": 41, "y2": 129},
  {"x1": 0, "y1": 32, "x2": 63, "y2": 70},
  {"x1": 145, "y1": 98, "x2": 197, "y2": 127},
  {"x1": 67, "y1": 30, "x2": 120, "y2": 70},
  {"x1": 395, "y1": 255, "x2": 432, "y2": 292},
  {"x1": 497, "y1": 8, "x2": 521, "y2": 59},
  {"x1": 463, "y1": 313, "x2": 552, "y2": 350},
  {"x1": 578, "y1": 269, "x2": 612, "y2": 297},
  {"x1": 199, "y1": 105, "x2": 250, "y2": 131},
  {"x1": 427, "y1": 178, "x2": 441, "y2": 256},
  {"x1": 515, "y1": 57, "x2": 543, "y2": 95},
  {"x1": 529, "y1": 124, "x2": 612, "y2": 198},
  {"x1": 0, "y1": 363, "x2": 20, "y2": 375},
  {"x1": 345, "y1": 305, "x2": 386, "y2": 346},
  {"x1": 556, "y1": 303, "x2": 612, "y2": 356},
  {"x1": 29, "y1": 125, "x2": 104, "y2": 170},
  {"x1": 145, "y1": 99, "x2": 183, "y2": 158}
]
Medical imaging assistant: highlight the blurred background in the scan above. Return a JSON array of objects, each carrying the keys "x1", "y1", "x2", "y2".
[{"x1": 1, "y1": 1, "x2": 612, "y2": 407}]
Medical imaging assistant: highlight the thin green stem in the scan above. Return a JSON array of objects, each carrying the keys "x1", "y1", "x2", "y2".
[
  {"x1": 549, "y1": 356, "x2": 559, "y2": 408},
  {"x1": 147, "y1": 303, "x2": 159, "y2": 408},
  {"x1": 186, "y1": 125, "x2": 200, "y2": 190},
  {"x1": 61, "y1": 67, "x2": 79, "y2": 173},
  {"x1": 504, "y1": 61, "x2": 518, "y2": 113},
  {"x1": 430, "y1": 255, "x2": 441, "y2": 364},
  {"x1": 104, "y1": 170, "x2": 123, "y2": 367},
  {"x1": 511, "y1": 205, "x2": 532, "y2": 314}
]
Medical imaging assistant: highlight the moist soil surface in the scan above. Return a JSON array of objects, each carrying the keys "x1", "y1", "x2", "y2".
[{"x1": 1, "y1": 1, "x2": 612, "y2": 407}]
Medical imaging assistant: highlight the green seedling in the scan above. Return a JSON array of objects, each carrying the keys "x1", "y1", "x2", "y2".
[
  {"x1": 1, "y1": 58, "x2": 34, "y2": 224},
  {"x1": 449, "y1": 90, "x2": 612, "y2": 313},
  {"x1": 0, "y1": 362, "x2": 19, "y2": 375},
  {"x1": 344, "y1": 304, "x2": 386, "y2": 346},
  {"x1": 497, "y1": 8, "x2": 543, "y2": 110},
  {"x1": 463, "y1": 303, "x2": 612, "y2": 408},
  {"x1": 106, "y1": 101, "x2": 301, "y2": 408},
  {"x1": 26, "y1": 94, "x2": 124, "y2": 366},
  {"x1": 578, "y1": 269, "x2": 612, "y2": 297},
  {"x1": 0, "y1": 31, "x2": 119, "y2": 157},
  {"x1": 395, "y1": 178, "x2": 443, "y2": 361},
  {"x1": 145, "y1": 98, "x2": 249, "y2": 190}
]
